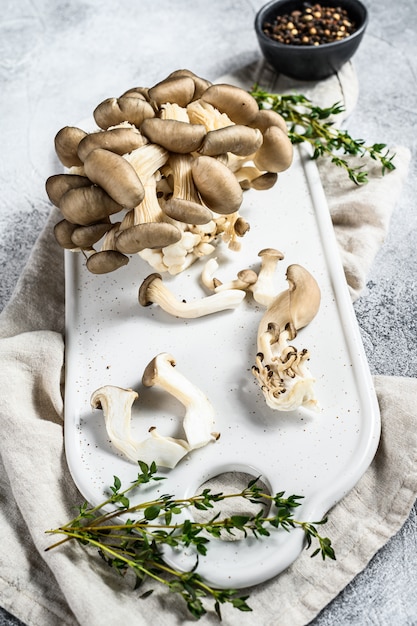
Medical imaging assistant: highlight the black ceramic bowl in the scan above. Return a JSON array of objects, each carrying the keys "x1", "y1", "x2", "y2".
[{"x1": 255, "y1": 0, "x2": 368, "y2": 81}]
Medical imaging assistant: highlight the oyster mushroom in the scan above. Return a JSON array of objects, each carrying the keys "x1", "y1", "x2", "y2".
[
  {"x1": 45, "y1": 173, "x2": 91, "y2": 207},
  {"x1": 59, "y1": 185, "x2": 122, "y2": 225},
  {"x1": 200, "y1": 83, "x2": 259, "y2": 125},
  {"x1": 140, "y1": 118, "x2": 206, "y2": 153},
  {"x1": 93, "y1": 95, "x2": 155, "y2": 129},
  {"x1": 77, "y1": 126, "x2": 147, "y2": 161},
  {"x1": 83, "y1": 148, "x2": 145, "y2": 209},
  {"x1": 138, "y1": 273, "x2": 246, "y2": 318},
  {"x1": 148, "y1": 74, "x2": 196, "y2": 108},
  {"x1": 54, "y1": 126, "x2": 87, "y2": 168},
  {"x1": 191, "y1": 155, "x2": 243, "y2": 215},
  {"x1": 142, "y1": 352, "x2": 219, "y2": 450},
  {"x1": 254, "y1": 125, "x2": 293, "y2": 173},
  {"x1": 251, "y1": 248, "x2": 285, "y2": 307},
  {"x1": 198, "y1": 125, "x2": 263, "y2": 158},
  {"x1": 90, "y1": 385, "x2": 190, "y2": 468},
  {"x1": 252, "y1": 264, "x2": 321, "y2": 412}
]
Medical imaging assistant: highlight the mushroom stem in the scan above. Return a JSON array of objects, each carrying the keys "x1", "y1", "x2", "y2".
[
  {"x1": 251, "y1": 248, "x2": 285, "y2": 307},
  {"x1": 138, "y1": 273, "x2": 246, "y2": 318},
  {"x1": 142, "y1": 353, "x2": 218, "y2": 450}
]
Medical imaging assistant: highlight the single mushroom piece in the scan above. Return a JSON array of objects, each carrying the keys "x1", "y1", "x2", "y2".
[
  {"x1": 116, "y1": 221, "x2": 182, "y2": 254},
  {"x1": 140, "y1": 118, "x2": 206, "y2": 154},
  {"x1": 142, "y1": 352, "x2": 219, "y2": 450},
  {"x1": 77, "y1": 126, "x2": 147, "y2": 161},
  {"x1": 83, "y1": 148, "x2": 145, "y2": 209},
  {"x1": 249, "y1": 109, "x2": 288, "y2": 135},
  {"x1": 166, "y1": 69, "x2": 212, "y2": 100},
  {"x1": 198, "y1": 125, "x2": 263, "y2": 158},
  {"x1": 54, "y1": 219, "x2": 80, "y2": 250},
  {"x1": 251, "y1": 248, "x2": 285, "y2": 307},
  {"x1": 148, "y1": 75, "x2": 196, "y2": 108},
  {"x1": 200, "y1": 83, "x2": 259, "y2": 125},
  {"x1": 93, "y1": 96, "x2": 155, "y2": 129},
  {"x1": 86, "y1": 222, "x2": 129, "y2": 274},
  {"x1": 45, "y1": 173, "x2": 91, "y2": 207},
  {"x1": 59, "y1": 185, "x2": 122, "y2": 225},
  {"x1": 252, "y1": 264, "x2": 321, "y2": 412},
  {"x1": 90, "y1": 385, "x2": 190, "y2": 468},
  {"x1": 54, "y1": 126, "x2": 87, "y2": 168},
  {"x1": 254, "y1": 125, "x2": 293, "y2": 173},
  {"x1": 191, "y1": 155, "x2": 243, "y2": 215},
  {"x1": 161, "y1": 153, "x2": 213, "y2": 225},
  {"x1": 71, "y1": 220, "x2": 113, "y2": 248},
  {"x1": 234, "y1": 166, "x2": 278, "y2": 191},
  {"x1": 138, "y1": 273, "x2": 246, "y2": 318}
]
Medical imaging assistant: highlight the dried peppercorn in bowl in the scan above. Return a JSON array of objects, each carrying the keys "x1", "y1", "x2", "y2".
[{"x1": 255, "y1": 0, "x2": 368, "y2": 80}]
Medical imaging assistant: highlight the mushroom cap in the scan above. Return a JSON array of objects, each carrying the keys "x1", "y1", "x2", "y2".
[
  {"x1": 77, "y1": 127, "x2": 147, "y2": 161},
  {"x1": 250, "y1": 172, "x2": 278, "y2": 191},
  {"x1": 200, "y1": 84, "x2": 259, "y2": 125},
  {"x1": 86, "y1": 250, "x2": 129, "y2": 274},
  {"x1": 45, "y1": 173, "x2": 91, "y2": 207},
  {"x1": 166, "y1": 69, "x2": 212, "y2": 100},
  {"x1": 59, "y1": 185, "x2": 122, "y2": 225},
  {"x1": 93, "y1": 96, "x2": 155, "y2": 129},
  {"x1": 249, "y1": 109, "x2": 288, "y2": 135},
  {"x1": 198, "y1": 125, "x2": 263, "y2": 157},
  {"x1": 148, "y1": 75, "x2": 196, "y2": 107},
  {"x1": 191, "y1": 155, "x2": 243, "y2": 215},
  {"x1": 83, "y1": 148, "x2": 145, "y2": 209},
  {"x1": 237, "y1": 269, "x2": 258, "y2": 285},
  {"x1": 162, "y1": 198, "x2": 212, "y2": 225},
  {"x1": 140, "y1": 118, "x2": 206, "y2": 153},
  {"x1": 254, "y1": 125, "x2": 293, "y2": 173},
  {"x1": 54, "y1": 219, "x2": 79, "y2": 249},
  {"x1": 116, "y1": 222, "x2": 182, "y2": 254},
  {"x1": 258, "y1": 247, "x2": 285, "y2": 261},
  {"x1": 54, "y1": 126, "x2": 87, "y2": 167},
  {"x1": 138, "y1": 273, "x2": 163, "y2": 306},
  {"x1": 71, "y1": 221, "x2": 113, "y2": 248}
]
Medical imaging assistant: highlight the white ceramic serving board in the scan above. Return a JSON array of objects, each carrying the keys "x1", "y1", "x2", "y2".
[{"x1": 64, "y1": 145, "x2": 381, "y2": 589}]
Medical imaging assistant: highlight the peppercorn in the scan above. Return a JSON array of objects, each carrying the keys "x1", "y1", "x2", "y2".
[{"x1": 262, "y1": 3, "x2": 356, "y2": 46}]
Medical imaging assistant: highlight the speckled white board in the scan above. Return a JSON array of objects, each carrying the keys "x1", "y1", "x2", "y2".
[{"x1": 64, "y1": 145, "x2": 380, "y2": 588}]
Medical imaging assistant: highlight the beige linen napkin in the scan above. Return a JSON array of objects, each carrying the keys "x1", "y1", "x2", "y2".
[{"x1": 0, "y1": 64, "x2": 414, "y2": 626}]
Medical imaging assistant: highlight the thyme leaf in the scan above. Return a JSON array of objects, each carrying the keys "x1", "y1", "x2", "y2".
[
  {"x1": 46, "y1": 461, "x2": 335, "y2": 620},
  {"x1": 250, "y1": 85, "x2": 396, "y2": 185}
]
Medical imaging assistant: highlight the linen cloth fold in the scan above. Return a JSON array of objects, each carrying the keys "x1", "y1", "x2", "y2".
[{"x1": 0, "y1": 62, "x2": 414, "y2": 626}]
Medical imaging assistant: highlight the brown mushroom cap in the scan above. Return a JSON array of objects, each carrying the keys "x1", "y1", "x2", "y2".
[
  {"x1": 138, "y1": 273, "x2": 163, "y2": 306},
  {"x1": 59, "y1": 185, "x2": 122, "y2": 225},
  {"x1": 86, "y1": 250, "x2": 129, "y2": 274},
  {"x1": 148, "y1": 75, "x2": 196, "y2": 107},
  {"x1": 83, "y1": 148, "x2": 145, "y2": 209},
  {"x1": 198, "y1": 125, "x2": 263, "y2": 157},
  {"x1": 45, "y1": 173, "x2": 91, "y2": 207},
  {"x1": 54, "y1": 126, "x2": 87, "y2": 168},
  {"x1": 254, "y1": 126, "x2": 293, "y2": 173},
  {"x1": 191, "y1": 155, "x2": 243, "y2": 215},
  {"x1": 71, "y1": 221, "x2": 113, "y2": 248},
  {"x1": 258, "y1": 248, "x2": 285, "y2": 261},
  {"x1": 140, "y1": 118, "x2": 206, "y2": 153},
  {"x1": 116, "y1": 222, "x2": 182, "y2": 254},
  {"x1": 200, "y1": 84, "x2": 259, "y2": 125},
  {"x1": 162, "y1": 198, "x2": 212, "y2": 225},
  {"x1": 249, "y1": 109, "x2": 288, "y2": 135},
  {"x1": 93, "y1": 96, "x2": 155, "y2": 129},
  {"x1": 166, "y1": 69, "x2": 212, "y2": 100},
  {"x1": 54, "y1": 219, "x2": 79, "y2": 249},
  {"x1": 77, "y1": 127, "x2": 148, "y2": 161}
]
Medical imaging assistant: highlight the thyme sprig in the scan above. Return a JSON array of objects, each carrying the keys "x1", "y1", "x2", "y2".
[
  {"x1": 250, "y1": 86, "x2": 396, "y2": 185},
  {"x1": 46, "y1": 461, "x2": 335, "y2": 620}
]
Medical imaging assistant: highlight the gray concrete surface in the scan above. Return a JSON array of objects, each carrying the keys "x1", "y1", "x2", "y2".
[{"x1": 1, "y1": 0, "x2": 416, "y2": 624}]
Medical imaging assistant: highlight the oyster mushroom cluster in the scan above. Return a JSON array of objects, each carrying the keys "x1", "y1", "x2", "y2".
[{"x1": 46, "y1": 69, "x2": 293, "y2": 275}]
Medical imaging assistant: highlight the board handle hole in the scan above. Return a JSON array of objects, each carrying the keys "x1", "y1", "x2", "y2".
[{"x1": 193, "y1": 471, "x2": 272, "y2": 542}]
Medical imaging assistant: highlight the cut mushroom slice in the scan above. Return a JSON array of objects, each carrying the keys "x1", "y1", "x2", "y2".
[
  {"x1": 253, "y1": 264, "x2": 321, "y2": 412},
  {"x1": 90, "y1": 385, "x2": 190, "y2": 468},
  {"x1": 138, "y1": 273, "x2": 246, "y2": 318},
  {"x1": 142, "y1": 353, "x2": 218, "y2": 450}
]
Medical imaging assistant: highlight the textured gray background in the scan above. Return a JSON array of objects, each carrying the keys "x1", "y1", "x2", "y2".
[{"x1": 1, "y1": 0, "x2": 416, "y2": 624}]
